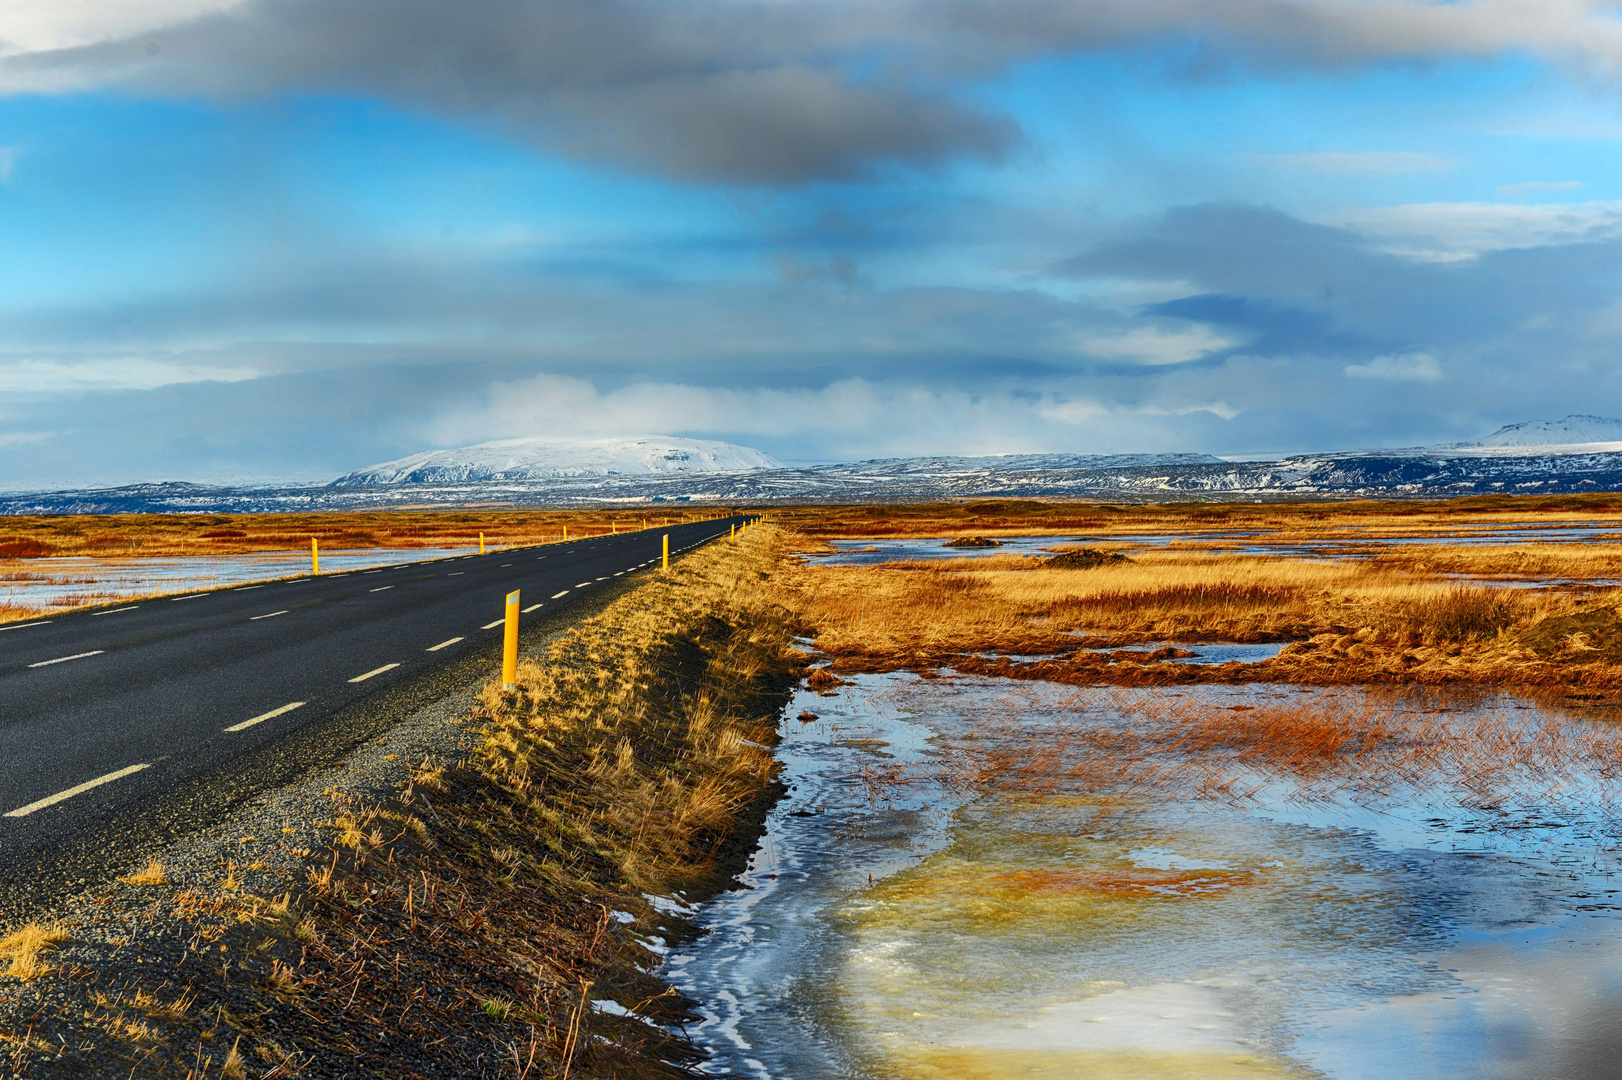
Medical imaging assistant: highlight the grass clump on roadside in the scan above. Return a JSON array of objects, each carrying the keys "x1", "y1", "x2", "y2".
[{"x1": 0, "y1": 527, "x2": 804, "y2": 1079}]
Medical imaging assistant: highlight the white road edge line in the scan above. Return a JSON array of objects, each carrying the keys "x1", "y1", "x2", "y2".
[
  {"x1": 235, "y1": 585, "x2": 264, "y2": 591},
  {"x1": 5, "y1": 762, "x2": 150, "y2": 818},
  {"x1": 169, "y1": 593, "x2": 208, "y2": 602},
  {"x1": 426, "y1": 637, "x2": 463, "y2": 651},
  {"x1": 225, "y1": 700, "x2": 305, "y2": 733},
  {"x1": 28, "y1": 650, "x2": 104, "y2": 668},
  {"x1": 522, "y1": 603, "x2": 543, "y2": 613},
  {"x1": 349, "y1": 663, "x2": 400, "y2": 683},
  {"x1": 250, "y1": 610, "x2": 289, "y2": 621},
  {"x1": 481, "y1": 619, "x2": 505, "y2": 629},
  {"x1": 0, "y1": 621, "x2": 49, "y2": 632},
  {"x1": 93, "y1": 606, "x2": 140, "y2": 615},
  {"x1": 551, "y1": 590, "x2": 570, "y2": 599},
  {"x1": 369, "y1": 586, "x2": 393, "y2": 592}
]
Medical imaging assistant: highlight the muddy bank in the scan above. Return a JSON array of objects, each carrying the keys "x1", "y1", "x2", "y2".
[{"x1": 0, "y1": 528, "x2": 801, "y2": 1079}]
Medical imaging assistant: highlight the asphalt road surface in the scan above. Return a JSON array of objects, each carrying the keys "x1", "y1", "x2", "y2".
[{"x1": 0, "y1": 516, "x2": 750, "y2": 881}]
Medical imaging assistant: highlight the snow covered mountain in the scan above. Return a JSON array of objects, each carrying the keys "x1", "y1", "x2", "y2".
[
  {"x1": 333, "y1": 436, "x2": 781, "y2": 486},
  {"x1": 1450, "y1": 415, "x2": 1622, "y2": 453}
]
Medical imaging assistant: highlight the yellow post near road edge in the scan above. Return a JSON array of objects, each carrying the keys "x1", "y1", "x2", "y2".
[
  {"x1": 502, "y1": 589, "x2": 521, "y2": 689},
  {"x1": 311, "y1": 537, "x2": 319, "y2": 574},
  {"x1": 663, "y1": 534, "x2": 669, "y2": 570},
  {"x1": 480, "y1": 531, "x2": 485, "y2": 554}
]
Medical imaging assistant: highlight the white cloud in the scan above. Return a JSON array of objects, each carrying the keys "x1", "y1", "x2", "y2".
[
  {"x1": 1075, "y1": 324, "x2": 1237, "y2": 365},
  {"x1": 1344, "y1": 352, "x2": 1442, "y2": 381},
  {"x1": 0, "y1": 354, "x2": 260, "y2": 393},
  {"x1": 1332, "y1": 200, "x2": 1622, "y2": 261},
  {"x1": 1497, "y1": 180, "x2": 1586, "y2": 196},
  {"x1": 422, "y1": 373, "x2": 1235, "y2": 460},
  {"x1": 0, "y1": 1, "x2": 245, "y2": 56},
  {"x1": 1243, "y1": 151, "x2": 1455, "y2": 176}
]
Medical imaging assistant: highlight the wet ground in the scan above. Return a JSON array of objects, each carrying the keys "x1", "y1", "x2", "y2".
[
  {"x1": 0, "y1": 546, "x2": 474, "y2": 610},
  {"x1": 664, "y1": 673, "x2": 1622, "y2": 1079},
  {"x1": 819, "y1": 525, "x2": 1622, "y2": 567}
]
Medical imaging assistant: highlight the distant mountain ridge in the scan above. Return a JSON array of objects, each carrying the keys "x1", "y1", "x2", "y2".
[
  {"x1": 335, "y1": 436, "x2": 781, "y2": 485},
  {"x1": 8, "y1": 418, "x2": 1622, "y2": 513}
]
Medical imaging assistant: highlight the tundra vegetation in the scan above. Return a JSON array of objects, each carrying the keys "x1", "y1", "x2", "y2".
[
  {"x1": 775, "y1": 497, "x2": 1622, "y2": 690},
  {"x1": 6, "y1": 496, "x2": 1622, "y2": 1076}
]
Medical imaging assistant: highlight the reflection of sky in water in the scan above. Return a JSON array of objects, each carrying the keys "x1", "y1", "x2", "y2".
[
  {"x1": 819, "y1": 525, "x2": 1622, "y2": 568},
  {"x1": 664, "y1": 675, "x2": 1622, "y2": 1080},
  {"x1": 0, "y1": 547, "x2": 477, "y2": 608}
]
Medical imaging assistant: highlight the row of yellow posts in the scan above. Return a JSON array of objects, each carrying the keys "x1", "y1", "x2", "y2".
[
  {"x1": 308, "y1": 512, "x2": 764, "y2": 577},
  {"x1": 313, "y1": 513, "x2": 760, "y2": 691}
]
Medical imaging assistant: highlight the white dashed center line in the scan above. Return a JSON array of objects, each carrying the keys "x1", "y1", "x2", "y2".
[
  {"x1": 0, "y1": 621, "x2": 49, "y2": 632},
  {"x1": 93, "y1": 606, "x2": 140, "y2": 616},
  {"x1": 169, "y1": 593, "x2": 207, "y2": 602},
  {"x1": 575, "y1": 582, "x2": 591, "y2": 588},
  {"x1": 235, "y1": 585, "x2": 264, "y2": 591},
  {"x1": 427, "y1": 637, "x2": 463, "y2": 652},
  {"x1": 447, "y1": 572, "x2": 464, "y2": 577},
  {"x1": 551, "y1": 590, "x2": 570, "y2": 599},
  {"x1": 369, "y1": 586, "x2": 393, "y2": 593},
  {"x1": 225, "y1": 700, "x2": 305, "y2": 733},
  {"x1": 522, "y1": 603, "x2": 543, "y2": 613},
  {"x1": 348, "y1": 663, "x2": 400, "y2": 683},
  {"x1": 29, "y1": 650, "x2": 104, "y2": 668},
  {"x1": 481, "y1": 619, "x2": 505, "y2": 630},
  {"x1": 250, "y1": 610, "x2": 289, "y2": 621},
  {"x1": 4, "y1": 762, "x2": 150, "y2": 818}
]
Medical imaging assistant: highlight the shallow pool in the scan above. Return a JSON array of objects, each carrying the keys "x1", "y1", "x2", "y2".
[
  {"x1": 0, "y1": 547, "x2": 476, "y2": 610},
  {"x1": 665, "y1": 675, "x2": 1622, "y2": 1079}
]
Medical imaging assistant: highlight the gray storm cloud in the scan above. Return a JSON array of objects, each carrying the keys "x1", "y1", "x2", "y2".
[{"x1": 3, "y1": 0, "x2": 1622, "y2": 183}]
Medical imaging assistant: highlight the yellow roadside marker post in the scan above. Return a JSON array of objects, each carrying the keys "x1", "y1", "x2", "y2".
[
  {"x1": 612, "y1": 520, "x2": 617, "y2": 534},
  {"x1": 479, "y1": 532, "x2": 486, "y2": 554},
  {"x1": 730, "y1": 524, "x2": 735, "y2": 539},
  {"x1": 563, "y1": 524, "x2": 568, "y2": 541},
  {"x1": 502, "y1": 590, "x2": 520, "y2": 690},
  {"x1": 663, "y1": 534, "x2": 669, "y2": 570},
  {"x1": 311, "y1": 538, "x2": 319, "y2": 575}
]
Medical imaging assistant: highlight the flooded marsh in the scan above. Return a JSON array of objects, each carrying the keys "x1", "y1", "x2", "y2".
[{"x1": 669, "y1": 673, "x2": 1622, "y2": 1079}]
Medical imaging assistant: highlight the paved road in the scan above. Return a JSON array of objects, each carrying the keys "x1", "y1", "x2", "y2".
[{"x1": 0, "y1": 516, "x2": 750, "y2": 868}]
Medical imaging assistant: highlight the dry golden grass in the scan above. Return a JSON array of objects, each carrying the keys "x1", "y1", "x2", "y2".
[
  {"x1": 119, "y1": 860, "x2": 168, "y2": 886},
  {"x1": 775, "y1": 531, "x2": 1622, "y2": 686},
  {"x1": 1370, "y1": 542, "x2": 1622, "y2": 581},
  {"x1": 0, "y1": 923, "x2": 68, "y2": 981}
]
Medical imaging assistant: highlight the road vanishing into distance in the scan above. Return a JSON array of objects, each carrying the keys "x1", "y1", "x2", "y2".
[{"x1": 0, "y1": 516, "x2": 749, "y2": 884}]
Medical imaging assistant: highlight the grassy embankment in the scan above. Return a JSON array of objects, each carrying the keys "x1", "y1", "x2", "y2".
[
  {"x1": 771, "y1": 503, "x2": 1622, "y2": 690},
  {"x1": 0, "y1": 527, "x2": 800, "y2": 1079},
  {"x1": 0, "y1": 509, "x2": 736, "y2": 623}
]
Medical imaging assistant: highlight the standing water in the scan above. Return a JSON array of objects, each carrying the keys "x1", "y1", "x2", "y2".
[{"x1": 664, "y1": 673, "x2": 1622, "y2": 1079}]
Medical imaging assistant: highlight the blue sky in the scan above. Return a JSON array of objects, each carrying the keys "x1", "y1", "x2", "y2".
[{"x1": 3, "y1": 0, "x2": 1622, "y2": 485}]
